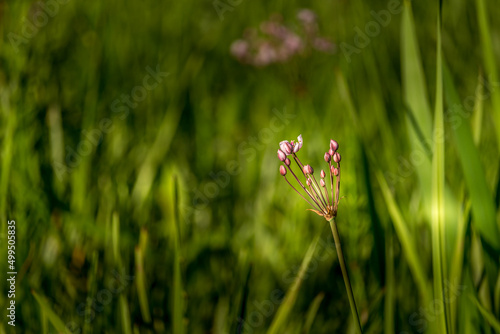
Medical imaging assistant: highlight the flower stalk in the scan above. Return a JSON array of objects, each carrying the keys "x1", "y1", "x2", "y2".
[{"x1": 329, "y1": 217, "x2": 363, "y2": 333}]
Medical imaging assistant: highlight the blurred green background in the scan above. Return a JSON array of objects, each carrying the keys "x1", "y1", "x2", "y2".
[{"x1": 1, "y1": 0, "x2": 500, "y2": 333}]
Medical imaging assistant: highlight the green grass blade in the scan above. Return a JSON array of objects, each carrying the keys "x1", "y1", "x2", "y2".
[
  {"x1": 401, "y1": 0, "x2": 433, "y2": 137},
  {"x1": 430, "y1": 8, "x2": 449, "y2": 332},
  {"x1": 376, "y1": 171, "x2": 430, "y2": 303},
  {"x1": 112, "y1": 212, "x2": 122, "y2": 268},
  {"x1": 41, "y1": 308, "x2": 48, "y2": 334},
  {"x1": 401, "y1": 0, "x2": 433, "y2": 221},
  {"x1": 172, "y1": 176, "x2": 186, "y2": 334},
  {"x1": 471, "y1": 72, "x2": 485, "y2": 145},
  {"x1": 84, "y1": 252, "x2": 99, "y2": 334},
  {"x1": 135, "y1": 244, "x2": 152, "y2": 323},
  {"x1": 302, "y1": 293, "x2": 324, "y2": 334},
  {"x1": 449, "y1": 72, "x2": 487, "y2": 328},
  {"x1": 450, "y1": 197, "x2": 471, "y2": 328},
  {"x1": 233, "y1": 261, "x2": 251, "y2": 334},
  {"x1": 495, "y1": 274, "x2": 500, "y2": 321},
  {"x1": 476, "y1": 0, "x2": 500, "y2": 149},
  {"x1": 119, "y1": 295, "x2": 132, "y2": 334},
  {"x1": 471, "y1": 295, "x2": 500, "y2": 331},
  {"x1": 443, "y1": 65, "x2": 500, "y2": 251},
  {"x1": 460, "y1": 273, "x2": 481, "y2": 334},
  {"x1": 267, "y1": 230, "x2": 321, "y2": 334},
  {"x1": 384, "y1": 230, "x2": 395, "y2": 334},
  {"x1": 131, "y1": 104, "x2": 180, "y2": 209},
  {"x1": 32, "y1": 291, "x2": 71, "y2": 334}
]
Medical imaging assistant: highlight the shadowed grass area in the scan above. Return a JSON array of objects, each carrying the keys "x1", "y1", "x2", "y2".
[{"x1": 1, "y1": 0, "x2": 500, "y2": 333}]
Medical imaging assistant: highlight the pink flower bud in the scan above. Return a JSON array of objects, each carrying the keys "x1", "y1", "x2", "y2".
[
  {"x1": 328, "y1": 148, "x2": 335, "y2": 156},
  {"x1": 280, "y1": 165, "x2": 287, "y2": 176},
  {"x1": 324, "y1": 152, "x2": 331, "y2": 162},
  {"x1": 320, "y1": 179, "x2": 325, "y2": 187},
  {"x1": 293, "y1": 142, "x2": 300, "y2": 153},
  {"x1": 277, "y1": 149, "x2": 286, "y2": 161},
  {"x1": 333, "y1": 152, "x2": 341, "y2": 163},
  {"x1": 330, "y1": 139, "x2": 339, "y2": 151},
  {"x1": 297, "y1": 134, "x2": 303, "y2": 149},
  {"x1": 307, "y1": 178, "x2": 312, "y2": 186},
  {"x1": 279, "y1": 140, "x2": 293, "y2": 155},
  {"x1": 303, "y1": 165, "x2": 314, "y2": 175},
  {"x1": 320, "y1": 170, "x2": 326, "y2": 178},
  {"x1": 333, "y1": 167, "x2": 339, "y2": 176},
  {"x1": 285, "y1": 158, "x2": 291, "y2": 166}
]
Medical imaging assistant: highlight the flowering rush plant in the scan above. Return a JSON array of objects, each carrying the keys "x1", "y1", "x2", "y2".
[
  {"x1": 277, "y1": 135, "x2": 363, "y2": 333},
  {"x1": 277, "y1": 134, "x2": 341, "y2": 220}
]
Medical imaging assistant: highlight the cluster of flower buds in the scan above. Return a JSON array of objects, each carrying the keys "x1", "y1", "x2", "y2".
[
  {"x1": 278, "y1": 135, "x2": 342, "y2": 220},
  {"x1": 230, "y1": 9, "x2": 336, "y2": 67}
]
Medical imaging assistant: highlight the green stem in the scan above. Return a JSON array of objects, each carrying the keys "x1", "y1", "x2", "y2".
[{"x1": 329, "y1": 217, "x2": 363, "y2": 333}]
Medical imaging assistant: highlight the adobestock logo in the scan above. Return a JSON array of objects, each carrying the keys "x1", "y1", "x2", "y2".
[{"x1": 213, "y1": 0, "x2": 244, "y2": 21}]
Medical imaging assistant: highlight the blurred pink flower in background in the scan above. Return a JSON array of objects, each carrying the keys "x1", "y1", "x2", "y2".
[
  {"x1": 297, "y1": 9, "x2": 316, "y2": 25},
  {"x1": 230, "y1": 9, "x2": 335, "y2": 67}
]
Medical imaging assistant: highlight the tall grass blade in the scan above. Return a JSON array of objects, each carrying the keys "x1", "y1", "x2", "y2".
[
  {"x1": 376, "y1": 171, "x2": 429, "y2": 303},
  {"x1": 401, "y1": 0, "x2": 433, "y2": 221},
  {"x1": 267, "y1": 230, "x2": 321, "y2": 334},
  {"x1": 112, "y1": 212, "x2": 122, "y2": 268},
  {"x1": 131, "y1": 105, "x2": 180, "y2": 208},
  {"x1": 430, "y1": 7, "x2": 449, "y2": 332},
  {"x1": 471, "y1": 295, "x2": 500, "y2": 331},
  {"x1": 449, "y1": 73, "x2": 487, "y2": 327},
  {"x1": 172, "y1": 176, "x2": 186, "y2": 334},
  {"x1": 384, "y1": 229, "x2": 395, "y2": 334},
  {"x1": 471, "y1": 72, "x2": 485, "y2": 145},
  {"x1": 32, "y1": 290, "x2": 71, "y2": 334},
  {"x1": 135, "y1": 244, "x2": 152, "y2": 323},
  {"x1": 302, "y1": 293, "x2": 324, "y2": 334},
  {"x1": 41, "y1": 308, "x2": 48, "y2": 334},
  {"x1": 401, "y1": 0, "x2": 433, "y2": 137},
  {"x1": 119, "y1": 294, "x2": 132, "y2": 334},
  {"x1": 450, "y1": 197, "x2": 470, "y2": 330},
  {"x1": 84, "y1": 251, "x2": 99, "y2": 334},
  {"x1": 443, "y1": 65, "x2": 500, "y2": 251},
  {"x1": 475, "y1": 0, "x2": 500, "y2": 149},
  {"x1": 234, "y1": 263, "x2": 251, "y2": 334}
]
